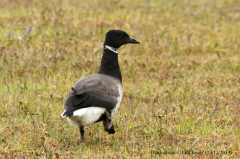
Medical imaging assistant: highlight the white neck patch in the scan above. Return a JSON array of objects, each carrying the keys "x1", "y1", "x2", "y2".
[{"x1": 104, "y1": 45, "x2": 118, "y2": 54}]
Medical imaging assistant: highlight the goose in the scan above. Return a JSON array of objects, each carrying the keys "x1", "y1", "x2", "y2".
[{"x1": 61, "y1": 30, "x2": 140, "y2": 142}]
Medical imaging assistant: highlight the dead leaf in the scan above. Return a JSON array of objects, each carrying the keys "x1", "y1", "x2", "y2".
[
  {"x1": 229, "y1": 142, "x2": 237, "y2": 148},
  {"x1": 179, "y1": 105, "x2": 184, "y2": 118}
]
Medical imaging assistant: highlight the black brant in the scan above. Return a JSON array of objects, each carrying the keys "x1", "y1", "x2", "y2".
[{"x1": 61, "y1": 30, "x2": 140, "y2": 142}]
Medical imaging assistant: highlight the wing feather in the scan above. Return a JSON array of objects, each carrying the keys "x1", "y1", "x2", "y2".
[{"x1": 62, "y1": 74, "x2": 121, "y2": 117}]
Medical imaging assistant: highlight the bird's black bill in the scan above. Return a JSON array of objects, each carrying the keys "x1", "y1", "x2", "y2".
[{"x1": 129, "y1": 37, "x2": 140, "y2": 44}]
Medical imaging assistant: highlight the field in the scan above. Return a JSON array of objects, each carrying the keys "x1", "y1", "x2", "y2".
[{"x1": 0, "y1": 0, "x2": 240, "y2": 158}]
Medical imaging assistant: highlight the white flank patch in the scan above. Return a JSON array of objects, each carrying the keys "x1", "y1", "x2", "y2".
[
  {"x1": 61, "y1": 110, "x2": 66, "y2": 118},
  {"x1": 65, "y1": 107, "x2": 106, "y2": 127},
  {"x1": 110, "y1": 84, "x2": 123, "y2": 119}
]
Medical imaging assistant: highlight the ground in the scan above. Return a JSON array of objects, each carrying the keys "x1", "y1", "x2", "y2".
[{"x1": 0, "y1": 0, "x2": 240, "y2": 158}]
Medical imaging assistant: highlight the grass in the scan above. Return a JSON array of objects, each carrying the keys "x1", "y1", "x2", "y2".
[{"x1": 0, "y1": 0, "x2": 240, "y2": 158}]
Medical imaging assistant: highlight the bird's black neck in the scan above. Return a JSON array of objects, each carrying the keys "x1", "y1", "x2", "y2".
[{"x1": 98, "y1": 48, "x2": 122, "y2": 83}]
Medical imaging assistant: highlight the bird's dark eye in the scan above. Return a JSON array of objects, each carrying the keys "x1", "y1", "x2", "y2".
[{"x1": 122, "y1": 33, "x2": 127, "y2": 37}]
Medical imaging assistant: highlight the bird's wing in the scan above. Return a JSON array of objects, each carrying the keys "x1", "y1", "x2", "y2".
[{"x1": 62, "y1": 74, "x2": 121, "y2": 117}]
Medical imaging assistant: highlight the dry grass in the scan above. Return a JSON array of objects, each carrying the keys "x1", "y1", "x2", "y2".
[{"x1": 0, "y1": 0, "x2": 240, "y2": 158}]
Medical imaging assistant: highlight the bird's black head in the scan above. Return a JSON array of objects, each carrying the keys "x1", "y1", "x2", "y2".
[{"x1": 104, "y1": 30, "x2": 140, "y2": 48}]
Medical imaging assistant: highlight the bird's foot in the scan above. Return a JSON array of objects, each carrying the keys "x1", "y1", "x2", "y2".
[
  {"x1": 107, "y1": 124, "x2": 115, "y2": 134},
  {"x1": 77, "y1": 139, "x2": 85, "y2": 144}
]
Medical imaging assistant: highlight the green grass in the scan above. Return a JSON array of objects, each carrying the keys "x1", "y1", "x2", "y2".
[{"x1": 0, "y1": 0, "x2": 240, "y2": 158}]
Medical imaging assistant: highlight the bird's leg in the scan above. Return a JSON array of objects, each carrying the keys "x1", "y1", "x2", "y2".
[
  {"x1": 79, "y1": 126, "x2": 84, "y2": 142},
  {"x1": 103, "y1": 118, "x2": 115, "y2": 134}
]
